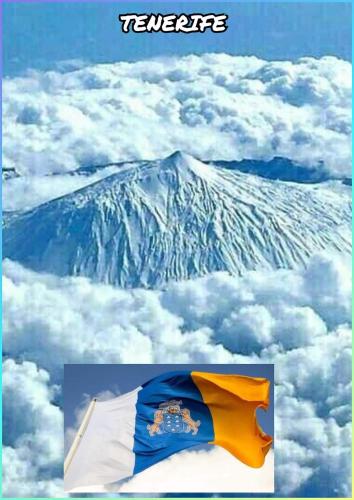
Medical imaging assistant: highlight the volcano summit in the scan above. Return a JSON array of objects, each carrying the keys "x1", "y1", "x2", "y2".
[{"x1": 3, "y1": 152, "x2": 351, "y2": 288}]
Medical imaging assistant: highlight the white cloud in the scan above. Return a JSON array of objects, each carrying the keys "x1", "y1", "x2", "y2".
[
  {"x1": 118, "y1": 448, "x2": 274, "y2": 493},
  {"x1": 3, "y1": 54, "x2": 352, "y2": 178},
  {"x1": 276, "y1": 462, "x2": 313, "y2": 497},
  {"x1": 2, "y1": 165, "x2": 124, "y2": 212},
  {"x1": 2, "y1": 359, "x2": 65, "y2": 497},
  {"x1": 3, "y1": 252, "x2": 350, "y2": 375},
  {"x1": 2, "y1": 446, "x2": 65, "y2": 499},
  {"x1": 2, "y1": 252, "x2": 351, "y2": 496},
  {"x1": 273, "y1": 330, "x2": 352, "y2": 494}
]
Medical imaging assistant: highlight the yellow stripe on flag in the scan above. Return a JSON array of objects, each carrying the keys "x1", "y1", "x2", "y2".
[{"x1": 191, "y1": 372, "x2": 272, "y2": 468}]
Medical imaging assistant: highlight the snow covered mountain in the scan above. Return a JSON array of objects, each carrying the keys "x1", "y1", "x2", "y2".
[{"x1": 3, "y1": 152, "x2": 351, "y2": 288}]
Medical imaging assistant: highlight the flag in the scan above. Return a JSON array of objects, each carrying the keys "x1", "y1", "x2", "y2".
[{"x1": 64, "y1": 371, "x2": 272, "y2": 491}]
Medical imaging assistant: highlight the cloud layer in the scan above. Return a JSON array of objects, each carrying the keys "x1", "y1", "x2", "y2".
[
  {"x1": 3, "y1": 54, "x2": 352, "y2": 177},
  {"x1": 2, "y1": 252, "x2": 351, "y2": 497},
  {"x1": 2, "y1": 359, "x2": 64, "y2": 498},
  {"x1": 119, "y1": 448, "x2": 274, "y2": 493}
]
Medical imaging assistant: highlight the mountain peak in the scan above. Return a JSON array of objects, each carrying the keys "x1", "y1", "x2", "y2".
[
  {"x1": 166, "y1": 150, "x2": 190, "y2": 162},
  {"x1": 162, "y1": 150, "x2": 198, "y2": 170},
  {"x1": 160, "y1": 151, "x2": 215, "y2": 182}
]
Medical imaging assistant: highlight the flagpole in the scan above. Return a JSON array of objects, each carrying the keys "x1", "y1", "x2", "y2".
[{"x1": 64, "y1": 398, "x2": 97, "y2": 475}]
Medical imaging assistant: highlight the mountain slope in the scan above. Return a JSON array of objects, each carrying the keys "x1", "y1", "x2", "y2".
[{"x1": 3, "y1": 152, "x2": 351, "y2": 288}]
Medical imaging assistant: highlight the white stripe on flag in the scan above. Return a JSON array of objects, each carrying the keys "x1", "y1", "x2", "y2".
[{"x1": 64, "y1": 387, "x2": 141, "y2": 491}]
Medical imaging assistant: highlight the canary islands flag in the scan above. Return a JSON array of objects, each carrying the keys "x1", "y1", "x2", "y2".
[{"x1": 64, "y1": 371, "x2": 272, "y2": 491}]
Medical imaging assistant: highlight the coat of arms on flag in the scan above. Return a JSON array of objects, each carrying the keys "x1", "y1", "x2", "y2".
[{"x1": 147, "y1": 400, "x2": 201, "y2": 436}]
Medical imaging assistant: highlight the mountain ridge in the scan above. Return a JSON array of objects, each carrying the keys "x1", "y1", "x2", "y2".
[{"x1": 4, "y1": 153, "x2": 351, "y2": 185}]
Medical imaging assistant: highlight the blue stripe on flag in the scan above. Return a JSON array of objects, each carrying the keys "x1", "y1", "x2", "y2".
[{"x1": 133, "y1": 370, "x2": 214, "y2": 475}]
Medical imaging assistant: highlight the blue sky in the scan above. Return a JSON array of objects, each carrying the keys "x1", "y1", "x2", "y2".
[
  {"x1": 64, "y1": 364, "x2": 274, "y2": 439},
  {"x1": 3, "y1": 1, "x2": 351, "y2": 76}
]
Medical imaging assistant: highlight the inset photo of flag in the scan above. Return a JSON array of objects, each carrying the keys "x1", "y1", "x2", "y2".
[{"x1": 64, "y1": 364, "x2": 274, "y2": 494}]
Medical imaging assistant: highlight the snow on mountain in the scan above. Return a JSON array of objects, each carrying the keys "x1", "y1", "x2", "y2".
[{"x1": 3, "y1": 152, "x2": 351, "y2": 288}]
